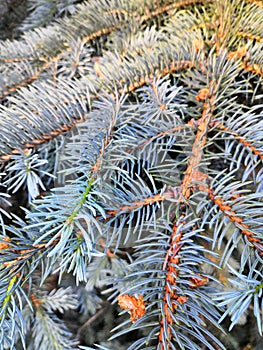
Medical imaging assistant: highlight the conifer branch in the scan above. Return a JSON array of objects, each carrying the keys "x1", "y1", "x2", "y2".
[
  {"x1": 104, "y1": 190, "x2": 177, "y2": 219},
  {"x1": 141, "y1": 0, "x2": 210, "y2": 22},
  {"x1": 0, "y1": 25, "x2": 121, "y2": 100},
  {"x1": 0, "y1": 118, "x2": 81, "y2": 162},
  {"x1": 181, "y1": 87, "x2": 215, "y2": 198},
  {"x1": 217, "y1": 123, "x2": 263, "y2": 160},
  {"x1": 1, "y1": 1, "x2": 263, "y2": 349},
  {"x1": 0, "y1": 79, "x2": 90, "y2": 163},
  {"x1": 206, "y1": 187, "x2": 263, "y2": 255},
  {"x1": 121, "y1": 61, "x2": 195, "y2": 94},
  {"x1": 158, "y1": 220, "x2": 187, "y2": 349},
  {"x1": 227, "y1": 46, "x2": 263, "y2": 77},
  {"x1": 246, "y1": 0, "x2": 263, "y2": 8},
  {"x1": 237, "y1": 31, "x2": 263, "y2": 43},
  {"x1": 241, "y1": 61, "x2": 263, "y2": 76},
  {"x1": 0, "y1": 0, "x2": 206, "y2": 100},
  {"x1": 130, "y1": 123, "x2": 194, "y2": 153}
]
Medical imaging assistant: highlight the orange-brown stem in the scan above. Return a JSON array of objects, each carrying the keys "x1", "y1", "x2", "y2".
[
  {"x1": 237, "y1": 31, "x2": 263, "y2": 43},
  {"x1": 159, "y1": 220, "x2": 188, "y2": 350},
  {"x1": 217, "y1": 123, "x2": 263, "y2": 160},
  {"x1": 104, "y1": 191, "x2": 178, "y2": 218},
  {"x1": 246, "y1": 0, "x2": 263, "y2": 8},
  {"x1": 121, "y1": 60, "x2": 194, "y2": 94},
  {"x1": 158, "y1": 85, "x2": 215, "y2": 347},
  {"x1": 1, "y1": 0, "x2": 205, "y2": 99},
  {"x1": 207, "y1": 187, "x2": 263, "y2": 255},
  {"x1": 98, "y1": 238, "x2": 115, "y2": 258},
  {"x1": 0, "y1": 118, "x2": 81, "y2": 162},
  {"x1": 181, "y1": 90, "x2": 215, "y2": 198},
  {"x1": 0, "y1": 25, "x2": 120, "y2": 100},
  {"x1": 30, "y1": 291, "x2": 42, "y2": 309},
  {"x1": 241, "y1": 61, "x2": 263, "y2": 76},
  {"x1": 142, "y1": 0, "x2": 209, "y2": 22}
]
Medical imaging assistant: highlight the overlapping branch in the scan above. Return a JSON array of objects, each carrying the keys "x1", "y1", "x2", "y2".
[{"x1": 0, "y1": 0, "x2": 205, "y2": 100}]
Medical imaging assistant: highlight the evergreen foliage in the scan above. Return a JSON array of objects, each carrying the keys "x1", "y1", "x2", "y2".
[{"x1": 0, "y1": 0, "x2": 263, "y2": 349}]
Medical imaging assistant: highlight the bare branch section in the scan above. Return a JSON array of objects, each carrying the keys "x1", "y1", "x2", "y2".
[{"x1": 241, "y1": 61, "x2": 263, "y2": 76}]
